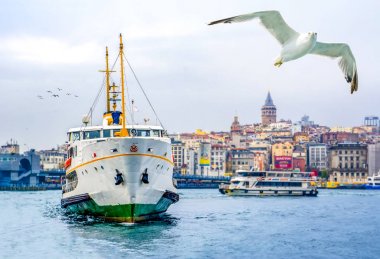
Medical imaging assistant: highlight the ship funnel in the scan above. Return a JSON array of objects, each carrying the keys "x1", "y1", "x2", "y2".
[{"x1": 112, "y1": 111, "x2": 122, "y2": 125}]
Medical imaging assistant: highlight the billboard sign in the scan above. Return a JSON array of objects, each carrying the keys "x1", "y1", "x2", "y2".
[
  {"x1": 199, "y1": 142, "x2": 211, "y2": 166},
  {"x1": 274, "y1": 156, "x2": 292, "y2": 169}
]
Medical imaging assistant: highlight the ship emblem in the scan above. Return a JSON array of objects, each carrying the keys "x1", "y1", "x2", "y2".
[{"x1": 130, "y1": 144, "x2": 138, "y2": 152}]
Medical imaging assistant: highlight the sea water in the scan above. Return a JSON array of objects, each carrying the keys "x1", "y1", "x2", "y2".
[{"x1": 0, "y1": 189, "x2": 379, "y2": 258}]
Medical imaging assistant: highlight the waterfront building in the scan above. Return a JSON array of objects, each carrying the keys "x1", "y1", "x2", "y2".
[
  {"x1": 199, "y1": 142, "x2": 211, "y2": 176},
  {"x1": 293, "y1": 157, "x2": 306, "y2": 172},
  {"x1": 292, "y1": 145, "x2": 307, "y2": 172},
  {"x1": 0, "y1": 143, "x2": 41, "y2": 187},
  {"x1": 307, "y1": 143, "x2": 328, "y2": 171},
  {"x1": 210, "y1": 144, "x2": 228, "y2": 176},
  {"x1": 368, "y1": 142, "x2": 380, "y2": 176},
  {"x1": 229, "y1": 148, "x2": 254, "y2": 174},
  {"x1": 261, "y1": 92, "x2": 277, "y2": 125},
  {"x1": 183, "y1": 147, "x2": 196, "y2": 175},
  {"x1": 248, "y1": 140, "x2": 270, "y2": 171},
  {"x1": 252, "y1": 150, "x2": 269, "y2": 171},
  {"x1": 0, "y1": 139, "x2": 20, "y2": 154},
  {"x1": 271, "y1": 141, "x2": 294, "y2": 170},
  {"x1": 321, "y1": 132, "x2": 359, "y2": 145},
  {"x1": 38, "y1": 148, "x2": 66, "y2": 170},
  {"x1": 298, "y1": 115, "x2": 315, "y2": 127},
  {"x1": 255, "y1": 129, "x2": 292, "y2": 142},
  {"x1": 171, "y1": 140, "x2": 185, "y2": 172},
  {"x1": 328, "y1": 143, "x2": 368, "y2": 183},
  {"x1": 267, "y1": 120, "x2": 292, "y2": 130},
  {"x1": 293, "y1": 132, "x2": 310, "y2": 144},
  {"x1": 291, "y1": 123, "x2": 303, "y2": 135},
  {"x1": 330, "y1": 126, "x2": 353, "y2": 133},
  {"x1": 364, "y1": 116, "x2": 379, "y2": 127}
]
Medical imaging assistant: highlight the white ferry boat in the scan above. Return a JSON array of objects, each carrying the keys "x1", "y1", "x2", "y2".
[
  {"x1": 61, "y1": 35, "x2": 178, "y2": 222},
  {"x1": 219, "y1": 170, "x2": 318, "y2": 196},
  {"x1": 365, "y1": 174, "x2": 380, "y2": 189}
]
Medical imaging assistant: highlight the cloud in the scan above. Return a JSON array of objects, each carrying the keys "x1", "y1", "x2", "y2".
[{"x1": 0, "y1": 36, "x2": 102, "y2": 64}]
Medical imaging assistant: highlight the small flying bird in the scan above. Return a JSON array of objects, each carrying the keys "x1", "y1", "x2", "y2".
[
  {"x1": 66, "y1": 93, "x2": 71, "y2": 96},
  {"x1": 52, "y1": 94, "x2": 59, "y2": 97},
  {"x1": 37, "y1": 95, "x2": 43, "y2": 99},
  {"x1": 209, "y1": 10, "x2": 358, "y2": 93},
  {"x1": 74, "y1": 95, "x2": 79, "y2": 97},
  {"x1": 47, "y1": 90, "x2": 52, "y2": 93},
  {"x1": 57, "y1": 88, "x2": 63, "y2": 91}
]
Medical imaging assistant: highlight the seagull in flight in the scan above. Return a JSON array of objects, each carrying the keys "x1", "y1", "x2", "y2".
[
  {"x1": 57, "y1": 88, "x2": 63, "y2": 91},
  {"x1": 52, "y1": 94, "x2": 59, "y2": 97},
  {"x1": 66, "y1": 93, "x2": 71, "y2": 96},
  {"x1": 37, "y1": 95, "x2": 43, "y2": 99},
  {"x1": 209, "y1": 10, "x2": 358, "y2": 93},
  {"x1": 47, "y1": 90, "x2": 52, "y2": 93}
]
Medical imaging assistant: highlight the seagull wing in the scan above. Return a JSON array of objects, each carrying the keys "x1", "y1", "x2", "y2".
[
  {"x1": 310, "y1": 42, "x2": 358, "y2": 93},
  {"x1": 208, "y1": 10, "x2": 299, "y2": 45}
]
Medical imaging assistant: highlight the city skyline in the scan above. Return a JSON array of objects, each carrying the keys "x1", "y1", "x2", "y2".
[{"x1": 0, "y1": 0, "x2": 379, "y2": 151}]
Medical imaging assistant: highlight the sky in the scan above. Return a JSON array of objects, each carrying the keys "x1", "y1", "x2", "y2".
[{"x1": 0, "y1": 0, "x2": 379, "y2": 151}]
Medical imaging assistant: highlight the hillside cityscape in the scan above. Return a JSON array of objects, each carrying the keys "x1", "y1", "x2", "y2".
[
  {"x1": 170, "y1": 92, "x2": 380, "y2": 184},
  {"x1": 1, "y1": 92, "x2": 379, "y2": 188}
]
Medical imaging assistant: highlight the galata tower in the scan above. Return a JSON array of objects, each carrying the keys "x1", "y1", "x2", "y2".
[{"x1": 261, "y1": 92, "x2": 277, "y2": 125}]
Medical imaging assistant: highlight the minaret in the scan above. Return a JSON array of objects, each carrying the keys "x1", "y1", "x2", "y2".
[{"x1": 261, "y1": 92, "x2": 277, "y2": 125}]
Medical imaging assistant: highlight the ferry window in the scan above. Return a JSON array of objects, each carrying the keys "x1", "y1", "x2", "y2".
[
  {"x1": 72, "y1": 132, "x2": 80, "y2": 141},
  {"x1": 137, "y1": 130, "x2": 151, "y2": 137},
  {"x1": 83, "y1": 131, "x2": 100, "y2": 139},
  {"x1": 103, "y1": 130, "x2": 111, "y2": 138},
  {"x1": 153, "y1": 130, "x2": 160, "y2": 137}
]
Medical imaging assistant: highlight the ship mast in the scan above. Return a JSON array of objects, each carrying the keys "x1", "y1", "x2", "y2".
[
  {"x1": 119, "y1": 34, "x2": 129, "y2": 137},
  {"x1": 105, "y1": 47, "x2": 111, "y2": 112}
]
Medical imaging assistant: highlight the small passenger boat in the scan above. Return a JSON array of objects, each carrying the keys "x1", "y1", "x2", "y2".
[
  {"x1": 219, "y1": 170, "x2": 318, "y2": 196},
  {"x1": 365, "y1": 174, "x2": 380, "y2": 189}
]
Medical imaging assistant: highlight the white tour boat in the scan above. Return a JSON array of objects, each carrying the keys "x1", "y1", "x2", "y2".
[
  {"x1": 61, "y1": 35, "x2": 179, "y2": 222},
  {"x1": 365, "y1": 174, "x2": 380, "y2": 189},
  {"x1": 219, "y1": 170, "x2": 318, "y2": 196}
]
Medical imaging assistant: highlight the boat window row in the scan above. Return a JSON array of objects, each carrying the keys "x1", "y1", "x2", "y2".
[
  {"x1": 68, "y1": 129, "x2": 164, "y2": 141},
  {"x1": 256, "y1": 181, "x2": 302, "y2": 187},
  {"x1": 237, "y1": 172, "x2": 266, "y2": 177},
  {"x1": 267, "y1": 172, "x2": 293, "y2": 177}
]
